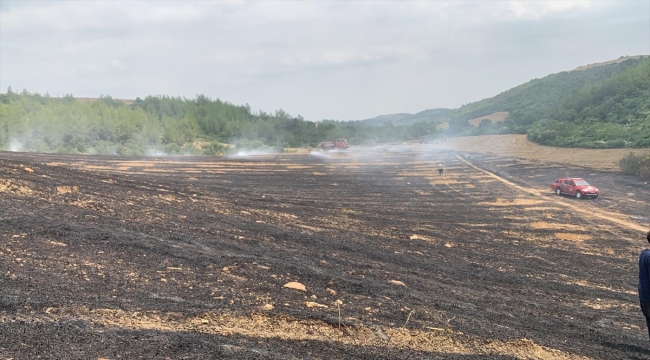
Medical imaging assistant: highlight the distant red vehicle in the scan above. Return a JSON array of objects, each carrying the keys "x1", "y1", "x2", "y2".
[
  {"x1": 317, "y1": 138, "x2": 349, "y2": 151},
  {"x1": 550, "y1": 178, "x2": 599, "y2": 199}
]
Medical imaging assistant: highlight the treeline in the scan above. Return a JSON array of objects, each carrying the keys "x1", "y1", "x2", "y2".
[
  {"x1": 442, "y1": 57, "x2": 650, "y2": 148},
  {"x1": 0, "y1": 89, "x2": 437, "y2": 155}
]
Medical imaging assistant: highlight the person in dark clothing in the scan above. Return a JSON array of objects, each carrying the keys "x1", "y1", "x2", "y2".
[{"x1": 639, "y1": 230, "x2": 650, "y2": 340}]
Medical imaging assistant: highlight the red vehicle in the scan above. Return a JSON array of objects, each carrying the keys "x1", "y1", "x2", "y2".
[
  {"x1": 550, "y1": 178, "x2": 599, "y2": 199},
  {"x1": 317, "y1": 138, "x2": 349, "y2": 151}
]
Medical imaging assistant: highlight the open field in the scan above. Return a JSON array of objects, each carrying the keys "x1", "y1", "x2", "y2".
[
  {"x1": 467, "y1": 112, "x2": 510, "y2": 127},
  {"x1": 433, "y1": 135, "x2": 650, "y2": 171},
  {"x1": 1, "y1": 146, "x2": 649, "y2": 359}
]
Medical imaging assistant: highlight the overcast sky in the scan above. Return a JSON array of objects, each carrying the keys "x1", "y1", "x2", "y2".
[{"x1": 1, "y1": 1, "x2": 648, "y2": 120}]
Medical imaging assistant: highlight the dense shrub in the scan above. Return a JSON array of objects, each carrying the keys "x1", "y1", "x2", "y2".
[{"x1": 619, "y1": 152, "x2": 650, "y2": 179}]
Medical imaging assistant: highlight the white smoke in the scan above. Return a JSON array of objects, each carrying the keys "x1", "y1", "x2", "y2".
[
  {"x1": 8, "y1": 138, "x2": 24, "y2": 152},
  {"x1": 226, "y1": 149, "x2": 278, "y2": 159},
  {"x1": 308, "y1": 150, "x2": 332, "y2": 159},
  {"x1": 146, "y1": 148, "x2": 168, "y2": 157}
]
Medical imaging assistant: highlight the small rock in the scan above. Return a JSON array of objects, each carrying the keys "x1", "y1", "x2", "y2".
[
  {"x1": 310, "y1": 294, "x2": 318, "y2": 299},
  {"x1": 283, "y1": 281, "x2": 306, "y2": 292},
  {"x1": 261, "y1": 304, "x2": 274, "y2": 311},
  {"x1": 388, "y1": 280, "x2": 406, "y2": 286},
  {"x1": 326, "y1": 288, "x2": 337, "y2": 296},
  {"x1": 306, "y1": 301, "x2": 328, "y2": 308},
  {"x1": 160, "y1": 278, "x2": 167, "y2": 283},
  {"x1": 201, "y1": 319, "x2": 209, "y2": 324},
  {"x1": 364, "y1": 307, "x2": 372, "y2": 311},
  {"x1": 23, "y1": 167, "x2": 34, "y2": 173}
]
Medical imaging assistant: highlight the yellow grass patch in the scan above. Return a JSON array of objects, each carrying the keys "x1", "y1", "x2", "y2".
[
  {"x1": 481, "y1": 198, "x2": 544, "y2": 206},
  {"x1": 523, "y1": 207, "x2": 561, "y2": 211},
  {"x1": 555, "y1": 233, "x2": 591, "y2": 242},
  {"x1": 56, "y1": 186, "x2": 79, "y2": 195},
  {"x1": 530, "y1": 222, "x2": 587, "y2": 231},
  {"x1": 0, "y1": 179, "x2": 34, "y2": 195}
]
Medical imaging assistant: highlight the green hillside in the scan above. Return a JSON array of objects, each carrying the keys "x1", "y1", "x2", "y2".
[
  {"x1": 446, "y1": 56, "x2": 648, "y2": 135},
  {"x1": 527, "y1": 58, "x2": 650, "y2": 148}
]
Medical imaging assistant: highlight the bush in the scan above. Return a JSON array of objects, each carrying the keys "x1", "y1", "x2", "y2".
[
  {"x1": 201, "y1": 141, "x2": 229, "y2": 155},
  {"x1": 619, "y1": 152, "x2": 650, "y2": 179}
]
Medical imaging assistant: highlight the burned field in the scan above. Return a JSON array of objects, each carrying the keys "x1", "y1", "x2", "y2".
[{"x1": 0, "y1": 147, "x2": 649, "y2": 359}]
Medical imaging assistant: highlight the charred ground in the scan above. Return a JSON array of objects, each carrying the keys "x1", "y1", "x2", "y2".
[{"x1": 0, "y1": 147, "x2": 648, "y2": 359}]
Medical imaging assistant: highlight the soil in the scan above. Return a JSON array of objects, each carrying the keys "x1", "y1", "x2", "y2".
[{"x1": 0, "y1": 146, "x2": 649, "y2": 359}]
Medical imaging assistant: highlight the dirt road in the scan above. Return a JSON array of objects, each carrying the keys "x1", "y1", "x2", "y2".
[{"x1": 0, "y1": 147, "x2": 648, "y2": 359}]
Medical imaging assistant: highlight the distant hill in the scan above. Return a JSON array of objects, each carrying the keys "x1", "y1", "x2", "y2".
[{"x1": 355, "y1": 108, "x2": 451, "y2": 126}]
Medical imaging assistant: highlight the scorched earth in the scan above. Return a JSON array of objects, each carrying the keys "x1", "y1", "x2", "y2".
[{"x1": 0, "y1": 145, "x2": 649, "y2": 359}]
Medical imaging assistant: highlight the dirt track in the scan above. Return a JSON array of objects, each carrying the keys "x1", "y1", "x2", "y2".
[{"x1": 1, "y1": 146, "x2": 649, "y2": 359}]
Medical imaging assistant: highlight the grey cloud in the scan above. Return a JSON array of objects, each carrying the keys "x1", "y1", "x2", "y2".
[{"x1": 1, "y1": 1, "x2": 648, "y2": 120}]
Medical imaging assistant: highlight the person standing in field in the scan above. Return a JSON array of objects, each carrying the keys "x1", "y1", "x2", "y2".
[
  {"x1": 639, "y1": 230, "x2": 650, "y2": 340},
  {"x1": 438, "y1": 162, "x2": 444, "y2": 175}
]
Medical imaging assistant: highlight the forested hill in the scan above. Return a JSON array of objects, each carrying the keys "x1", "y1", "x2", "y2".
[
  {"x1": 0, "y1": 90, "x2": 438, "y2": 155},
  {"x1": 445, "y1": 56, "x2": 648, "y2": 134},
  {"x1": 527, "y1": 57, "x2": 650, "y2": 148}
]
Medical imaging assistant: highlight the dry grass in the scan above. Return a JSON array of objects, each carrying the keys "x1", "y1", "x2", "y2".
[
  {"x1": 481, "y1": 198, "x2": 544, "y2": 206},
  {"x1": 434, "y1": 135, "x2": 650, "y2": 170},
  {"x1": 467, "y1": 111, "x2": 510, "y2": 127},
  {"x1": 530, "y1": 222, "x2": 587, "y2": 231},
  {"x1": 18, "y1": 307, "x2": 587, "y2": 359},
  {"x1": 555, "y1": 233, "x2": 591, "y2": 242},
  {"x1": 56, "y1": 186, "x2": 79, "y2": 195}
]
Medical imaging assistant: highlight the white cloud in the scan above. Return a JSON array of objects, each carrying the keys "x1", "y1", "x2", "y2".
[{"x1": 111, "y1": 59, "x2": 124, "y2": 69}]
